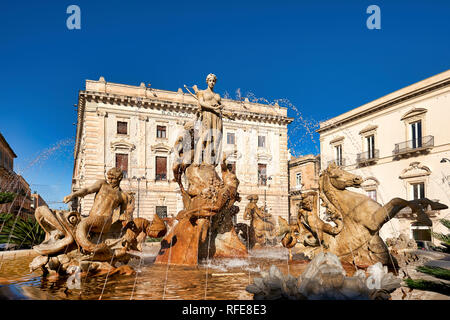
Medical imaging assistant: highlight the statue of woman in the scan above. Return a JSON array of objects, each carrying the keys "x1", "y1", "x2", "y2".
[{"x1": 193, "y1": 73, "x2": 223, "y2": 166}]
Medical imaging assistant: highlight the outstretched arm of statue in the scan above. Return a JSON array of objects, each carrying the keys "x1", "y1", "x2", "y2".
[{"x1": 63, "y1": 180, "x2": 104, "y2": 203}]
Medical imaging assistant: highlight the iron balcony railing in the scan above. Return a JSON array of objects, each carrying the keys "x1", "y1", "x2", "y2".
[
  {"x1": 393, "y1": 135, "x2": 434, "y2": 155},
  {"x1": 327, "y1": 158, "x2": 346, "y2": 167},
  {"x1": 356, "y1": 149, "x2": 379, "y2": 165}
]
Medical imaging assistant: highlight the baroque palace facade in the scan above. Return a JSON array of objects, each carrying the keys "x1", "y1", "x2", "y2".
[
  {"x1": 318, "y1": 70, "x2": 450, "y2": 245},
  {"x1": 71, "y1": 77, "x2": 292, "y2": 223}
]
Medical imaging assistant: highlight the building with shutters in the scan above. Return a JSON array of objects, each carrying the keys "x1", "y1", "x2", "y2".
[
  {"x1": 71, "y1": 77, "x2": 293, "y2": 223},
  {"x1": 288, "y1": 154, "x2": 320, "y2": 223},
  {"x1": 317, "y1": 70, "x2": 450, "y2": 245},
  {"x1": 0, "y1": 132, "x2": 35, "y2": 218}
]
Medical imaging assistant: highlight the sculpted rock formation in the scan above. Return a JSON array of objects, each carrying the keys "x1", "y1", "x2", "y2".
[
  {"x1": 30, "y1": 168, "x2": 166, "y2": 276},
  {"x1": 279, "y1": 163, "x2": 448, "y2": 267},
  {"x1": 156, "y1": 74, "x2": 246, "y2": 266},
  {"x1": 385, "y1": 234, "x2": 428, "y2": 276},
  {"x1": 124, "y1": 216, "x2": 167, "y2": 252},
  {"x1": 246, "y1": 252, "x2": 401, "y2": 300},
  {"x1": 156, "y1": 160, "x2": 246, "y2": 265}
]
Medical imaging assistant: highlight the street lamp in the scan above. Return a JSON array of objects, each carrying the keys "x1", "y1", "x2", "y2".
[
  {"x1": 132, "y1": 176, "x2": 146, "y2": 218},
  {"x1": 440, "y1": 158, "x2": 450, "y2": 163}
]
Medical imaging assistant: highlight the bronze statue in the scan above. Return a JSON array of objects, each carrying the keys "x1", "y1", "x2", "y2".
[
  {"x1": 155, "y1": 75, "x2": 247, "y2": 265},
  {"x1": 192, "y1": 73, "x2": 223, "y2": 166},
  {"x1": 279, "y1": 163, "x2": 448, "y2": 267},
  {"x1": 124, "y1": 216, "x2": 167, "y2": 252},
  {"x1": 243, "y1": 195, "x2": 277, "y2": 247},
  {"x1": 62, "y1": 168, "x2": 134, "y2": 255},
  {"x1": 30, "y1": 167, "x2": 166, "y2": 276}
]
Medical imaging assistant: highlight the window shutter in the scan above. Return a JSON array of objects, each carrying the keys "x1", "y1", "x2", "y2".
[
  {"x1": 117, "y1": 121, "x2": 128, "y2": 135},
  {"x1": 156, "y1": 156, "x2": 167, "y2": 180},
  {"x1": 115, "y1": 154, "x2": 128, "y2": 177}
]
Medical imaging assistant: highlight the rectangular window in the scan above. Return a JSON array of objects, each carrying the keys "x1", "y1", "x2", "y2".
[
  {"x1": 412, "y1": 182, "x2": 425, "y2": 200},
  {"x1": 227, "y1": 161, "x2": 236, "y2": 174},
  {"x1": 227, "y1": 132, "x2": 235, "y2": 145},
  {"x1": 258, "y1": 163, "x2": 267, "y2": 186},
  {"x1": 258, "y1": 136, "x2": 266, "y2": 148},
  {"x1": 0, "y1": 150, "x2": 3, "y2": 167},
  {"x1": 156, "y1": 206, "x2": 168, "y2": 219},
  {"x1": 155, "y1": 156, "x2": 167, "y2": 181},
  {"x1": 157, "y1": 126, "x2": 167, "y2": 139},
  {"x1": 411, "y1": 121, "x2": 422, "y2": 149},
  {"x1": 296, "y1": 172, "x2": 302, "y2": 187},
  {"x1": 367, "y1": 190, "x2": 377, "y2": 202},
  {"x1": 367, "y1": 135, "x2": 375, "y2": 159},
  {"x1": 335, "y1": 145, "x2": 343, "y2": 166},
  {"x1": 115, "y1": 153, "x2": 128, "y2": 178},
  {"x1": 117, "y1": 121, "x2": 128, "y2": 135}
]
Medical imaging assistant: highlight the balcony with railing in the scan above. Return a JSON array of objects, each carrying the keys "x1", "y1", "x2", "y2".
[
  {"x1": 393, "y1": 135, "x2": 434, "y2": 158},
  {"x1": 356, "y1": 149, "x2": 379, "y2": 166},
  {"x1": 327, "y1": 158, "x2": 346, "y2": 167}
]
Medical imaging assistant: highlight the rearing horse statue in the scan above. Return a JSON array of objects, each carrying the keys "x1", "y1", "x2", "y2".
[{"x1": 281, "y1": 163, "x2": 447, "y2": 267}]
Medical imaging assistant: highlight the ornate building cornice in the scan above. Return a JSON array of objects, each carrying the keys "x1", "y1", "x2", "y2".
[
  {"x1": 317, "y1": 72, "x2": 450, "y2": 134},
  {"x1": 73, "y1": 80, "x2": 293, "y2": 170}
]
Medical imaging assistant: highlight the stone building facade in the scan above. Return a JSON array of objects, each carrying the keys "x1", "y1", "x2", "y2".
[
  {"x1": 317, "y1": 70, "x2": 450, "y2": 245},
  {"x1": 71, "y1": 77, "x2": 292, "y2": 224},
  {"x1": 0, "y1": 132, "x2": 34, "y2": 218},
  {"x1": 288, "y1": 154, "x2": 320, "y2": 223}
]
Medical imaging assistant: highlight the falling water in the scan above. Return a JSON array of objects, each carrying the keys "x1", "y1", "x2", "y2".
[{"x1": 0, "y1": 138, "x2": 74, "y2": 271}]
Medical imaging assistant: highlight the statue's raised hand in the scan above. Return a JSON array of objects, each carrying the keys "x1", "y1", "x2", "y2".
[{"x1": 63, "y1": 195, "x2": 72, "y2": 203}]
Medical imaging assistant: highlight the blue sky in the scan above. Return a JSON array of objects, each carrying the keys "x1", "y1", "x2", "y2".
[{"x1": 0, "y1": 0, "x2": 449, "y2": 209}]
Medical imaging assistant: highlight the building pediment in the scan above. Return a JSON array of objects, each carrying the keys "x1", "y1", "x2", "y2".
[
  {"x1": 257, "y1": 150, "x2": 272, "y2": 162},
  {"x1": 110, "y1": 140, "x2": 135, "y2": 152},
  {"x1": 330, "y1": 136, "x2": 344, "y2": 145},
  {"x1": 401, "y1": 108, "x2": 427, "y2": 121},
  {"x1": 224, "y1": 149, "x2": 242, "y2": 161},
  {"x1": 359, "y1": 124, "x2": 378, "y2": 135},
  {"x1": 151, "y1": 142, "x2": 172, "y2": 154},
  {"x1": 361, "y1": 176, "x2": 380, "y2": 188},
  {"x1": 399, "y1": 162, "x2": 431, "y2": 179}
]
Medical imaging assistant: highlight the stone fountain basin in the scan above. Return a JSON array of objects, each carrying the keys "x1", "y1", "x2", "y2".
[{"x1": 0, "y1": 244, "x2": 376, "y2": 300}]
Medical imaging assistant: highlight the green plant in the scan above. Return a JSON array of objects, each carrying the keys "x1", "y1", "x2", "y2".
[
  {"x1": 404, "y1": 278, "x2": 450, "y2": 296},
  {"x1": 146, "y1": 237, "x2": 163, "y2": 242},
  {"x1": 432, "y1": 219, "x2": 450, "y2": 253},
  {"x1": 0, "y1": 213, "x2": 45, "y2": 249},
  {"x1": 0, "y1": 192, "x2": 16, "y2": 204},
  {"x1": 417, "y1": 266, "x2": 450, "y2": 281}
]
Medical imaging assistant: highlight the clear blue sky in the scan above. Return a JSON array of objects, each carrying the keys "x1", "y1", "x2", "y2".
[{"x1": 0, "y1": 0, "x2": 449, "y2": 209}]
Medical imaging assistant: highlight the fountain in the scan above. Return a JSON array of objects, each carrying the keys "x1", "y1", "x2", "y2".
[
  {"x1": 156, "y1": 73, "x2": 247, "y2": 266},
  {"x1": 28, "y1": 167, "x2": 167, "y2": 276},
  {"x1": 235, "y1": 195, "x2": 277, "y2": 249},
  {"x1": 278, "y1": 162, "x2": 448, "y2": 267},
  {"x1": 1, "y1": 75, "x2": 448, "y2": 301}
]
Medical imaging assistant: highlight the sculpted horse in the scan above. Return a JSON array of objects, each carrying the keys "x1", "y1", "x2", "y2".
[
  {"x1": 280, "y1": 163, "x2": 447, "y2": 267},
  {"x1": 315, "y1": 163, "x2": 447, "y2": 266}
]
